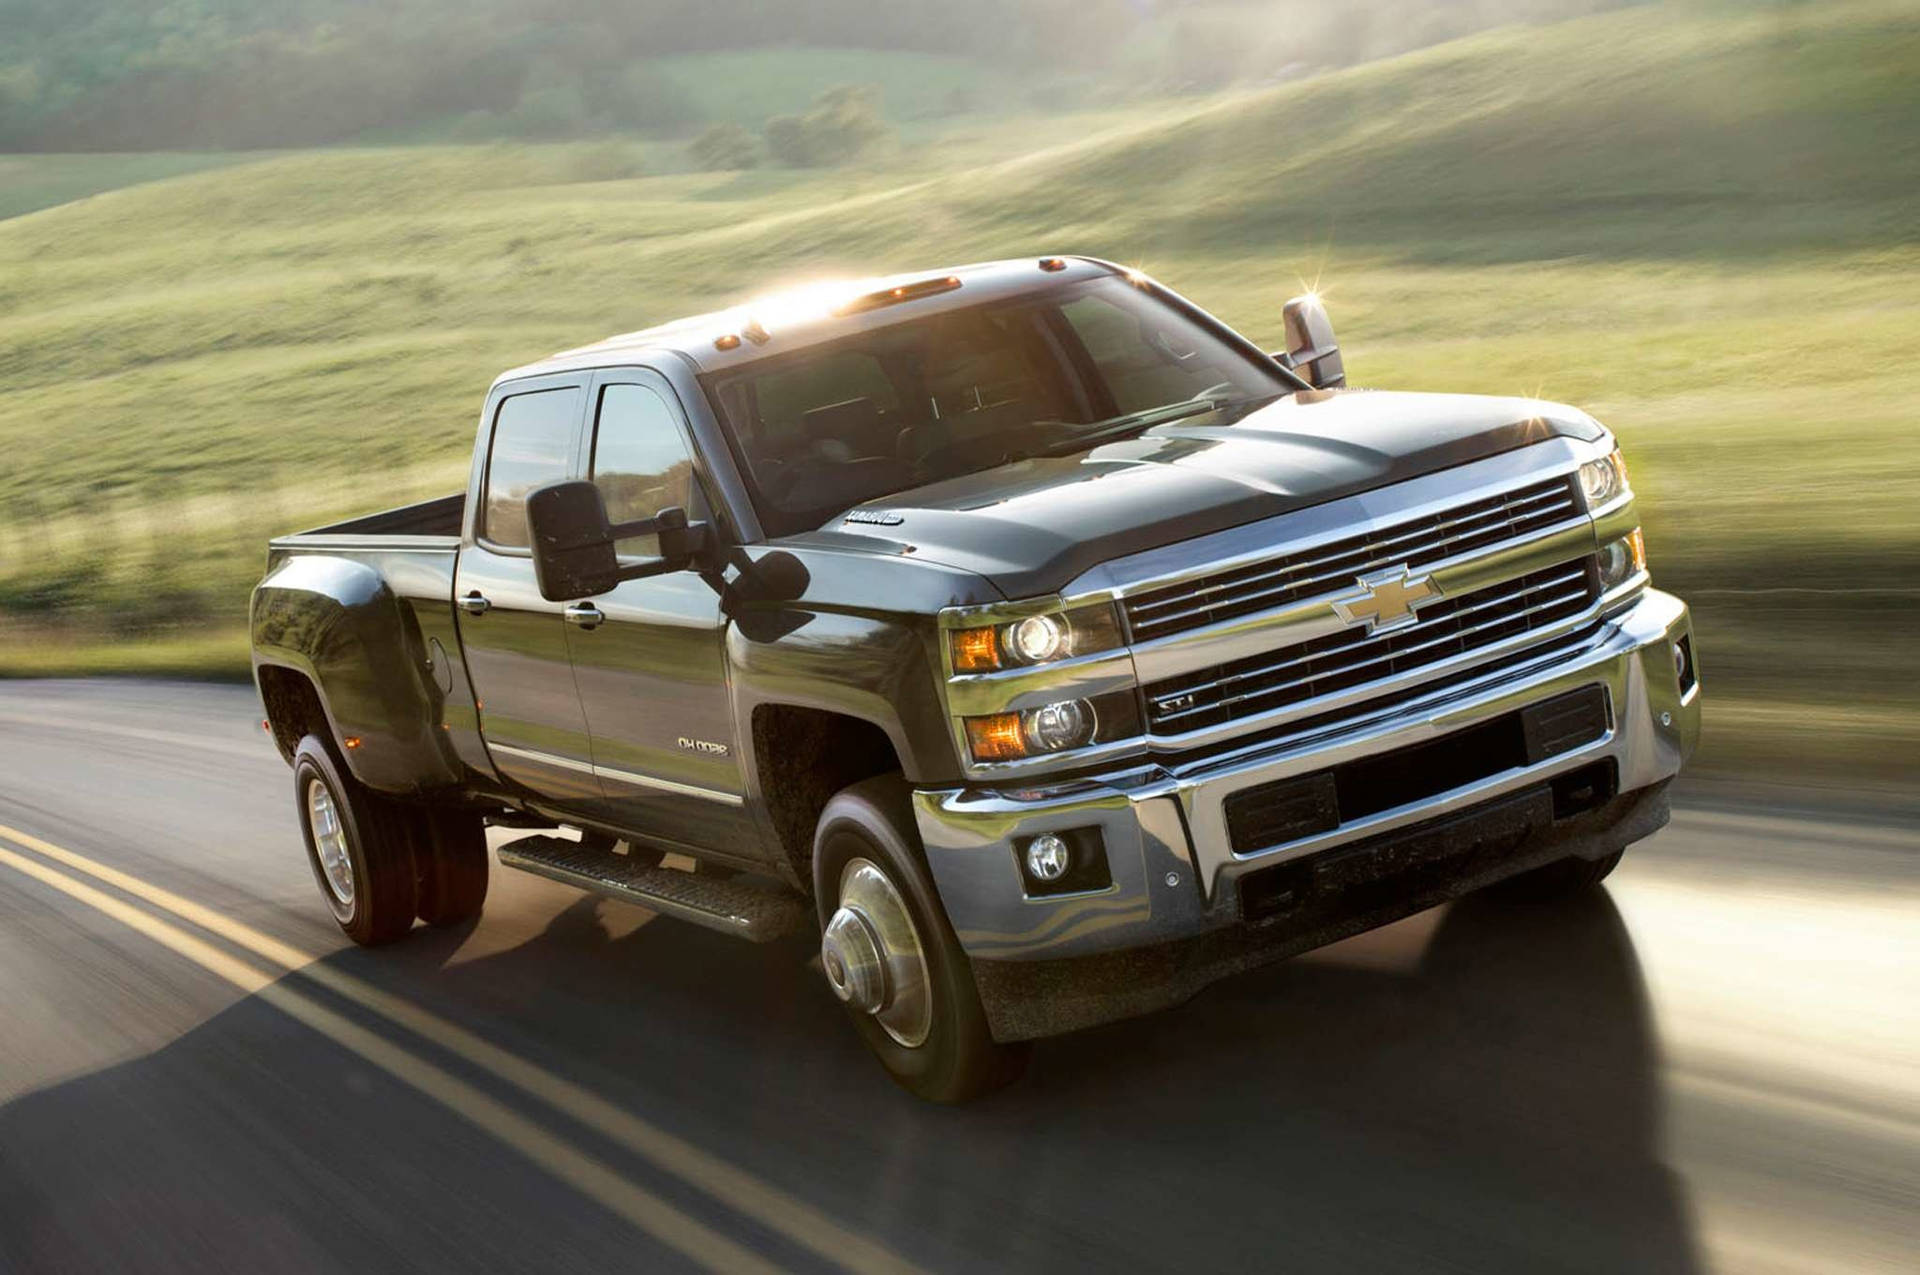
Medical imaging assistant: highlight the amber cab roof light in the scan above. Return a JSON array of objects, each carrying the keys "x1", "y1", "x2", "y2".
[{"x1": 833, "y1": 275, "x2": 963, "y2": 317}]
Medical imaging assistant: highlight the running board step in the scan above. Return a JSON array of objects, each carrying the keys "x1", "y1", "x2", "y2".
[{"x1": 495, "y1": 835, "x2": 810, "y2": 943}]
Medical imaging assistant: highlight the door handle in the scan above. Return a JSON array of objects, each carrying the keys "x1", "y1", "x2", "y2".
[
  {"x1": 563, "y1": 602, "x2": 604, "y2": 630},
  {"x1": 459, "y1": 591, "x2": 491, "y2": 616}
]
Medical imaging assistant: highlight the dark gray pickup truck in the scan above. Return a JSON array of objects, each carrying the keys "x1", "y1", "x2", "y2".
[{"x1": 252, "y1": 257, "x2": 1701, "y2": 1100}]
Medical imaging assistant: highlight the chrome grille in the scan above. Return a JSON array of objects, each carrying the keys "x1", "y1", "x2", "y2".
[
  {"x1": 1124, "y1": 477, "x2": 1582, "y2": 643},
  {"x1": 1144, "y1": 559, "x2": 1599, "y2": 735}
]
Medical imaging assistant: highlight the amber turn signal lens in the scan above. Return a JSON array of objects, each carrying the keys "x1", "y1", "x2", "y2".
[
  {"x1": 965, "y1": 712, "x2": 1027, "y2": 762},
  {"x1": 1627, "y1": 526, "x2": 1647, "y2": 572},
  {"x1": 950, "y1": 626, "x2": 1001, "y2": 672}
]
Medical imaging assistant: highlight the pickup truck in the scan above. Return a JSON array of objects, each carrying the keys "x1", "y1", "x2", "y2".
[{"x1": 252, "y1": 257, "x2": 1701, "y2": 1101}]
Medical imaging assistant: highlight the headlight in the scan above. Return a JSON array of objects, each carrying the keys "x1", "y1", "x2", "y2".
[
  {"x1": 962, "y1": 690, "x2": 1142, "y2": 763},
  {"x1": 1578, "y1": 448, "x2": 1629, "y2": 508},
  {"x1": 948, "y1": 601, "x2": 1122, "y2": 673},
  {"x1": 965, "y1": 699, "x2": 1096, "y2": 761},
  {"x1": 1597, "y1": 528, "x2": 1648, "y2": 589},
  {"x1": 1008, "y1": 615, "x2": 1066, "y2": 664}
]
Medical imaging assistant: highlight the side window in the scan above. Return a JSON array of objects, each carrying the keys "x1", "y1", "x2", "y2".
[
  {"x1": 591, "y1": 383, "x2": 702, "y2": 559},
  {"x1": 481, "y1": 386, "x2": 581, "y2": 548}
]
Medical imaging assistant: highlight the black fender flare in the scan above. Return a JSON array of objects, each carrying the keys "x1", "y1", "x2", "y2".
[{"x1": 251, "y1": 553, "x2": 462, "y2": 794}]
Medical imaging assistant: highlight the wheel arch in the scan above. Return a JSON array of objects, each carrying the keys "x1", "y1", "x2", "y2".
[
  {"x1": 251, "y1": 552, "x2": 463, "y2": 794},
  {"x1": 749, "y1": 703, "x2": 907, "y2": 895}
]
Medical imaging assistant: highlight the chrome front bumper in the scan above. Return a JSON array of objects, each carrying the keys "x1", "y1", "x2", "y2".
[{"x1": 914, "y1": 588, "x2": 1700, "y2": 961}]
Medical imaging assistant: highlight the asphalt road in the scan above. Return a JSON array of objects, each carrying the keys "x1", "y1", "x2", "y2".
[{"x1": 0, "y1": 679, "x2": 1913, "y2": 1274}]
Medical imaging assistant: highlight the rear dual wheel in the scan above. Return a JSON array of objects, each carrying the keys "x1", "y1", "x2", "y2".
[{"x1": 292, "y1": 734, "x2": 488, "y2": 945}]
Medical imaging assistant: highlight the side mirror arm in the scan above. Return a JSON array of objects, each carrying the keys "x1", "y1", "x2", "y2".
[
  {"x1": 526, "y1": 482, "x2": 714, "y2": 602},
  {"x1": 607, "y1": 507, "x2": 712, "y2": 583}
]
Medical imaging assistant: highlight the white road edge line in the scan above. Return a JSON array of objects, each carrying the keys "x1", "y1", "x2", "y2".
[
  {"x1": 0, "y1": 841, "x2": 782, "y2": 1275},
  {"x1": 0, "y1": 821, "x2": 919, "y2": 1275}
]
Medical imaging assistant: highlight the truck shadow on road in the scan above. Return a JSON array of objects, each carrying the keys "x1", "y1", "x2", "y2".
[{"x1": 0, "y1": 888, "x2": 1699, "y2": 1273}]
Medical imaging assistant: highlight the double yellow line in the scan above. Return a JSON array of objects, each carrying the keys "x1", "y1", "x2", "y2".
[{"x1": 0, "y1": 822, "x2": 918, "y2": 1275}]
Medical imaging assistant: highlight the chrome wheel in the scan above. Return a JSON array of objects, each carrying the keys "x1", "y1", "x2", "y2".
[
  {"x1": 821, "y1": 857, "x2": 931, "y2": 1048},
  {"x1": 306, "y1": 777, "x2": 355, "y2": 908}
]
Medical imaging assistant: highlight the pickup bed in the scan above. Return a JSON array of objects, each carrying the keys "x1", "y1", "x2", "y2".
[{"x1": 253, "y1": 256, "x2": 1701, "y2": 1100}]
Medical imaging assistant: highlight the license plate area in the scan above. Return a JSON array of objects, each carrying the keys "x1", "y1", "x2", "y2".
[{"x1": 1222, "y1": 685, "x2": 1611, "y2": 857}]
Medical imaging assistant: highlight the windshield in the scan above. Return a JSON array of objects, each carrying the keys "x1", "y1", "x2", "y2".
[{"x1": 704, "y1": 276, "x2": 1297, "y2": 536}]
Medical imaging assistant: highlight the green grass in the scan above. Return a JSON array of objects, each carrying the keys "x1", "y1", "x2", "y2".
[
  {"x1": 0, "y1": 626, "x2": 249, "y2": 681},
  {"x1": 1, "y1": 1, "x2": 1916, "y2": 782},
  {"x1": 648, "y1": 48, "x2": 1024, "y2": 129},
  {"x1": 0, "y1": 152, "x2": 259, "y2": 220}
]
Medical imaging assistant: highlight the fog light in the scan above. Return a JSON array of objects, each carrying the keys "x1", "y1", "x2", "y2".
[{"x1": 1025, "y1": 833, "x2": 1071, "y2": 882}]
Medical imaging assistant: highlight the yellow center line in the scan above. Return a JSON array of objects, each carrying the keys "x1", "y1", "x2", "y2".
[
  {"x1": 0, "y1": 841, "x2": 782, "y2": 1275},
  {"x1": 0, "y1": 821, "x2": 920, "y2": 1275}
]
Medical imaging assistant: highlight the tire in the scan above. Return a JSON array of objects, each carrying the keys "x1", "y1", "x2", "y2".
[
  {"x1": 292, "y1": 734, "x2": 419, "y2": 946},
  {"x1": 1487, "y1": 848, "x2": 1625, "y2": 901},
  {"x1": 415, "y1": 806, "x2": 490, "y2": 927},
  {"x1": 812, "y1": 775, "x2": 1030, "y2": 1103}
]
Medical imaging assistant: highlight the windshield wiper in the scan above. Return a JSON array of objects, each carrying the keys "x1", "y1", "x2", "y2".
[{"x1": 1036, "y1": 395, "x2": 1236, "y2": 456}]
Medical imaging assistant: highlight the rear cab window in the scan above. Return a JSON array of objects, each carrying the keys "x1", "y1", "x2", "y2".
[{"x1": 480, "y1": 386, "x2": 581, "y2": 549}]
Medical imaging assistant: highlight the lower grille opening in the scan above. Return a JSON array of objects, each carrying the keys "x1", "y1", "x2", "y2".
[
  {"x1": 1237, "y1": 786, "x2": 1551, "y2": 923},
  {"x1": 1222, "y1": 685, "x2": 1611, "y2": 856},
  {"x1": 1551, "y1": 759, "x2": 1618, "y2": 819}
]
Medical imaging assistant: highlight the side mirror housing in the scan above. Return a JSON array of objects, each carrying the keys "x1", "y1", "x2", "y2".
[
  {"x1": 524, "y1": 480, "x2": 707, "y2": 602},
  {"x1": 1274, "y1": 293, "x2": 1346, "y2": 389}
]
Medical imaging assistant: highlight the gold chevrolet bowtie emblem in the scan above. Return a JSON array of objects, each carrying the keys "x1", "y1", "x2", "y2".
[{"x1": 1329, "y1": 564, "x2": 1441, "y2": 634}]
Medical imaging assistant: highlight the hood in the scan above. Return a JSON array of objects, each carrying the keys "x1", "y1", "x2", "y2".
[{"x1": 786, "y1": 389, "x2": 1606, "y2": 599}]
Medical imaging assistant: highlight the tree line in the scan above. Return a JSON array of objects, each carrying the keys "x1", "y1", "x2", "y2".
[
  {"x1": 0, "y1": 0, "x2": 1137, "y2": 150},
  {"x1": 0, "y1": 0, "x2": 1636, "y2": 152}
]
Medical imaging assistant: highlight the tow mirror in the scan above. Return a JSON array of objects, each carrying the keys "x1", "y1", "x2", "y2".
[
  {"x1": 525, "y1": 480, "x2": 708, "y2": 602},
  {"x1": 1274, "y1": 293, "x2": 1346, "y2": 389}
]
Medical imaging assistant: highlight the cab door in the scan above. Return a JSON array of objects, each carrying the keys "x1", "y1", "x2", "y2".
[
  {"x1": 562, "y1": 369, "x2": 757, "y2": 853},
  {"x1": 454, "y1": 377, "x2": 601, "y2": 803}
]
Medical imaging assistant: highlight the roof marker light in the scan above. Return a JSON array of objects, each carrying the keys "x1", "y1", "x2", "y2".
[
  {"x1": 713, "y1": 332, "x2": 742, "y2": 351},
  {"x1": 834, "y1": 275, "x2": 963, "y2": 317},
  {"x1": 1038, "y1": 257, "x2": 1067, "y2": 272}
]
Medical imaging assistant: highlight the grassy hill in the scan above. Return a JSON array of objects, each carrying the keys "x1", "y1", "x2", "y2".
[
  {"x1": 0, "y1": 153, "x2": 259, "y2": 220},
  {"x1": 1, "y1": 0, "x2": 1916, "y2": 784}
]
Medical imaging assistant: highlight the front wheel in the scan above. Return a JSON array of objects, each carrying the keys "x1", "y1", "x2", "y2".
[
  {"x1": 813, "y1": 776, "x2": 1029, "y2": 1103},
  {"x1": 292, "y1": 734, "x2": 419, "y2": 945}
]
